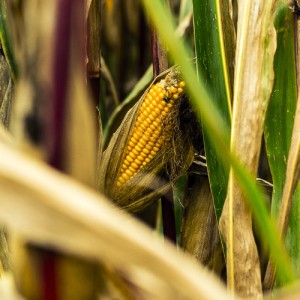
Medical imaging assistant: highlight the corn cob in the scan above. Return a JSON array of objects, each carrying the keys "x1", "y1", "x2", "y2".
[
  {"x1": 116, "y1": 79, "x2": 186, "y2": 187},
  {"x1": 98, "y1": 67, "x2": 195, "y2": 212}
]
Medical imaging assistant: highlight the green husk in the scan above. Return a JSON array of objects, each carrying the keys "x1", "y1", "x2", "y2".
[{"x1": 98, "y1": 67, "x2": 194, "y2": 212}]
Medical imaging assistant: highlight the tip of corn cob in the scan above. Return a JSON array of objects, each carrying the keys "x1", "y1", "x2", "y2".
[{"x1": 116, "y1": 78, "x2": 186, "y2": 187}]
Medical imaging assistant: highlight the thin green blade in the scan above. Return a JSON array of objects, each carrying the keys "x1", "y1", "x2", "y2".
[{"x1": 287, "y1": 183, "x2": 300, "y2": 277}]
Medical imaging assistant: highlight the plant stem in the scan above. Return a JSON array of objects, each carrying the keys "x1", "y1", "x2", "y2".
[
  {"x1": 151, "y1": 0, "x2": 177, "y2": 244},
  {"x1": 87, "y1": 0, "x2": 102, "y2": 108},
  {"x1": 161, "y1": 191, "x2": 177, "y2": 244}
]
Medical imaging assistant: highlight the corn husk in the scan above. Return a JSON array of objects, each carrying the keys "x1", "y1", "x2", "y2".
[
  {"x1": 0, "y1": 52, "x2": 13, "y2": 128},
  {"x1": 98, "y1": 67, "x2": 194, "y2": 212},
  {"x1": 181, "y1": 174, "x2": 224, "y2": 274}
]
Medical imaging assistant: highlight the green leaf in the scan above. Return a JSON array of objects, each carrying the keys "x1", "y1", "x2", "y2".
[
  {"x1": 0, "y1": 1, "x2": 18, "y2": 81},
  {"x1": 193, "y1": 0, "x2": 233, "y2": 219},
  {"x1": 265, "y1": 1, "x2": 297, "y2": 218},
  {"x1": 141, "y1": 0, "x2": 296, "y2": 284},
  {"x1": 263, "y1": 2, "x2": 298, "y2": 286},
  {"x1": 286, "y1": 182, "x2": 300, "y2": 276}
]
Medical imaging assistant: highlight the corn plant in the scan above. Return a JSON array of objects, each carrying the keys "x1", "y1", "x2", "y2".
[{"x1": 0, "y1": 0, "x2": 300, "y2": 299}]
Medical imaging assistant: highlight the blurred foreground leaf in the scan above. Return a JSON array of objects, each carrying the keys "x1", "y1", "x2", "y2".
[{"x1": 0, "y1": 141, "x2": 230, "y2": 300}]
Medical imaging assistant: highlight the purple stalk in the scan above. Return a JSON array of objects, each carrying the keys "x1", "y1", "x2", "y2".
[
  {"x1": 150, "y1": 0, "x2": 176, "y2": 244},
  {"x1": 42, "y1": 1, "x2": 85, "y2": 298},
  {"x1": 47, "y1": 0, "x2": 72, "y2": 169}
]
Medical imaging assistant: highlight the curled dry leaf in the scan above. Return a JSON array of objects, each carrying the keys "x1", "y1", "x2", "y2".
[
  {"x1": 98, "y1": 67, "x2": 194, "y2": 212},
  {"x1": 180, "y1": 174, "x2": 224, "y2": 274},
  {"x1": 0, "y1": 51, "x2": 13, "y2": 128}
]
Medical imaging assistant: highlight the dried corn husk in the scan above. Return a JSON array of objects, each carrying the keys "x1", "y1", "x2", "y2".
[
  {"x1": 98, "y1": 67, "x2": 194, "y2": 212},
  {"x1": 0, "y1": 52, "x2": 14, "y2": 128},
  {"x1": 181, "y1": 174, "x2": 224, "y2": 274}
]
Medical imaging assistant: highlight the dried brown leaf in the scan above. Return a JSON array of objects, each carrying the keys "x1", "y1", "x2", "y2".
[
  {"x1": 181, "y1": 175, "x2": 224, "y2": 274},
  {"x1": 220, "y1": 0, "x2": 277, "y2": 297}
]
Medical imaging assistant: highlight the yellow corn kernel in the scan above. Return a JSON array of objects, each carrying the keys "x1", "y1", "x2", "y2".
[
  {"x1": 128, "y1": 152, "x2": 136, "y2": 159},
  {"x1": 130, "y1": 136, "x2": 138, "y2": 144},
  {"x1": 149, "y1": 114, "x2": 156, "y2": 121},
  {"x1": 135, "y1": 158, "x2": 143, "y2": 165},
  {"x1": 123, "y1": 159, "x2": 130, "y2": 166},
  {"x1": 131, "y1": 162, "x2": 139, "y2": 169},
  {"x1": 179, "y1": 81, "x2": 185, "y2": 88},
  {"x1": 154, "y1": 107, "x2": 161, "y2": 115},
  {"x1": 137, "y1": 155, "x2": 145, "y2": 161},
  {"x1": 145, "y1": 144, "x2": 152, "y2": 151},
  {"x1": 144, "y1": 130, "x2": 153, "y2": 138},
  {"x1": 126, "y1": 155, "x2": 134, "y2": 163},
  {"x1": 134, "y1": 145, "x2": 142, "y2": 152},
  {"x1": 150, "y1": 124, "x2": 156, "y2": 131},
  {"x1": 125, "y1": 169, "x2": 133, "y2": 177},
  {"x1": 118, "y1": 176, "x2": 125, "y2": 184},
  {"x1": 169, "y1": 86, "x2": 177, "y2": 94},
  {"x1": 140, "y1": 152, "x2": 147, "y2": 158},
  {"x1": 157, "y1": 103, "x2": 164, "y2": 110},
  {"x1": 145, "y1": 107, "x2": 152, "y2": 114},
  {"x1": 142, "y1": 148, "x2": 150, "y2": 155},
  {"x1": 122, "y1": 173, "x2": 130, "y2": 181},
  {"x1": 132, "y1": 148, "x2": 139, "y2": 156},
  {"x1": 140, "y1": 123, "x2": 147, "y2": 131}
]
